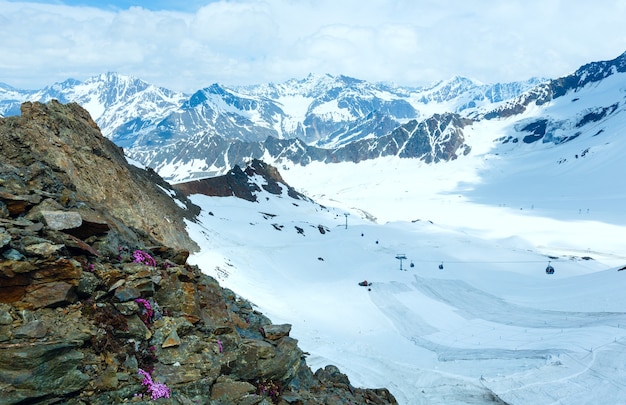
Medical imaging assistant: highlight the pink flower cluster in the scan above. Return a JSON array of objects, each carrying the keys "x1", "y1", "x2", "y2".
[
  {"x1": 138, "y1": 368, "x2": 170, "y2": 400},
  {"x1": 133, "y1": 249, "x2": 157, "y2": 267},
  {"x1": 135, "y1": 298, "x2": 154, "y2": 320}
]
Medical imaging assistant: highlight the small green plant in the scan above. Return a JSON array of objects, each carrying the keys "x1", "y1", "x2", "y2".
[{"x1": 254, "y1": 379, "x2": 282, "y2": 404}]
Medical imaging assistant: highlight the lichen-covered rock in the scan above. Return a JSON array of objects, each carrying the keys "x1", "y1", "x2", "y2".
[
  {"x1": 77, "y1": 271, "x2": 101, "y2": 297},
  {"x1": 0, "y1": 340, "x2": 90, "y2": 404},
  {"x1": 0, "y1": 229, "x2": 11, "y2": 249},
  {"x1": 262, "y1": 323, "x2": 292, "y2": 340},
  {"x1": 210, "y1": 376, "x2": 257, "y2": 403},
  {"x1": 39, "y1": 210, "x2": 83, "y2": 231}
]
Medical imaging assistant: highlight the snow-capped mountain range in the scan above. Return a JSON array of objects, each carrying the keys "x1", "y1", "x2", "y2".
[
  {"x1": 1, "y1": 51, "x2": 625, "y2": 184},
  {"x1": 0, "y1": 68, "x2": 544, "y2": 178}
]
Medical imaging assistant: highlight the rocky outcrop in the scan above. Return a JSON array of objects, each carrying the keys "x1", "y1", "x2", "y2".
[
  {"x1": 0, "y1": 100, "x2": 199, "y2": 252},
  {"x1": 0, "y1": 101, "x2": 397, "y2": 404},
  {"x1": 173, "y1": 159, "x2": 309, "y2": 203}
]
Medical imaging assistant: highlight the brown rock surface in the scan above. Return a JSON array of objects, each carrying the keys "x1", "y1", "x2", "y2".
[{"x1": 0, "y1": 100, "x2": 199, "y2": 252}]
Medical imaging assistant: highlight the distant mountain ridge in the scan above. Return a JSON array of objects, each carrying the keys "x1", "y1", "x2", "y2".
[
  {"x1": 172, "y1": 159, "x2": 311, "y2": 203},
  {"x1": 0, "y1": 72, "x2": 542, "y2": 179},
  {"x1": 2, "y1": 51, "x2": 625, "y2": 182}
]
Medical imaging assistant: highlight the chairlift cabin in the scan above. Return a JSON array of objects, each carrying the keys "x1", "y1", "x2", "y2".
[
  {"x1": 438, "y1": 262, "x2": 444, "y2": 270},
  {"x1": 545, "y1": 262, "x2": 555, "y2": 275}
]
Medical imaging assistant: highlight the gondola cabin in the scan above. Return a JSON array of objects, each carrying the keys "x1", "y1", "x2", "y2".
[{"x1": 545, "y1": 262, "x2": 555, "y2": 274}]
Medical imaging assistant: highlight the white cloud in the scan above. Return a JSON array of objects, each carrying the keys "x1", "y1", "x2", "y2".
[
  {"x1": 0, "y1": 0, "x2": 625, "y2": 92},
  {"x1": 191, "y1": 2, "x2": 278, "y2": 55}
]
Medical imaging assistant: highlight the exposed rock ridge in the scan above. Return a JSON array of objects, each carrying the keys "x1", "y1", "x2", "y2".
[
  {"x1": 483, "y1": 51, "x2": 626, "y2": 120},
  {"x1": 131, "y1": 112, "x2": 472, "y2": 181},
  {"x1": 0, "y1": 100, "x2": 199, "y2": 252},
  {"x1": 173, "y1": 159, "x2": 310, "y2": 203}
]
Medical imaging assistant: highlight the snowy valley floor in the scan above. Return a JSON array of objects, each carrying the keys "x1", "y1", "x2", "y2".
[{"x1": 183, "y1": 156, "x2": 626, "y2": 404}]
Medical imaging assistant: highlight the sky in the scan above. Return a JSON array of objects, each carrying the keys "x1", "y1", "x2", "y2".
[{"x1": 1, "y1": 0, "x2": 626, "y2": 92}]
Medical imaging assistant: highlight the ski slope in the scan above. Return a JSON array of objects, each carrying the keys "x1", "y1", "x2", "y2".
[
  {"x1": 184, "y1": 178, "x2": 626, "y2": 404},
  {"x1": 181, "y1": 85, "x2": 626, "y2": 403}
]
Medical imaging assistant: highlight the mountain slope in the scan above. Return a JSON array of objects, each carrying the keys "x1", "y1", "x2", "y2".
[
  {"x1": 0, "y1": 101, "x2": 398, "y2": 405},
  {"x1": 0, "y1": 100, "x2": 198, "y2": 251},
  {"x1": 181, "y1": 154, "x2": 626, "y2": 404}
]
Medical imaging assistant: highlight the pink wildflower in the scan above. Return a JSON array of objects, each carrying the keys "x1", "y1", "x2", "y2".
[
  {"x1": 133, "y1": 250, "x2": 157, "y2": 267},
  {"x1": 135, "y1": 298, "x2": 153, "y2": 318},
  {"x1": 138, "y1": 368, "x2": 170, "y2": 400}
]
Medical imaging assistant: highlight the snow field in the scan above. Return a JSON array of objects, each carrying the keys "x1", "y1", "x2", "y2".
[
  {"x1": 186, "y1": 185, "x2": 626, "y2": 404},
  {"x1": 183, "y1": 83, "x2": 626, "y2": 403}
]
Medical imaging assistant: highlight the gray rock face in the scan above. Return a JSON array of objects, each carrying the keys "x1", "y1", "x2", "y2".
[
  {"x1": 132, "y1": 111, "x2": 472, "y2": 181},
  {"x1": 0, "y1": 340, "x2": 90, "y2": 403},
  {"x1": 14, "y1": 319, "x2": 47, "y2": 338},
  {"x1": 39, "y1": 210, "x2": 82, "y2": 230}
]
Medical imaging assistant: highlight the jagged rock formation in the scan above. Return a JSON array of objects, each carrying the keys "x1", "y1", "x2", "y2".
[
  {"x1": 482, "y1": 50, "x2": 626, "y2": 121},
  {"x1": 173, "y1": 159, "x2": 309, "y2": 203},
  {"x1": 0, "y1": 100, "x2": 199, "y2": 252},
  {"x1": 130, "y1": 111, "x2": 472, "y2": 181},
  {"x1": 0, "y1": 101, "x2": 397, "y2": 404}
]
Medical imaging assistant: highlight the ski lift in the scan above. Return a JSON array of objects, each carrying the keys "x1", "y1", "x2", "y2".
[
  {"x1": 438, "y1": 262, "x2": 444, "y2": 270},
  {"x1": 410, "y1": 261, "x2": 415, "y2": 268},
  {"x1": 545, "y1": 261, "x2": 555, "y2": 275},
  {"x1": 396, "y1": 254, "x2": 407, "y2": 271}
]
